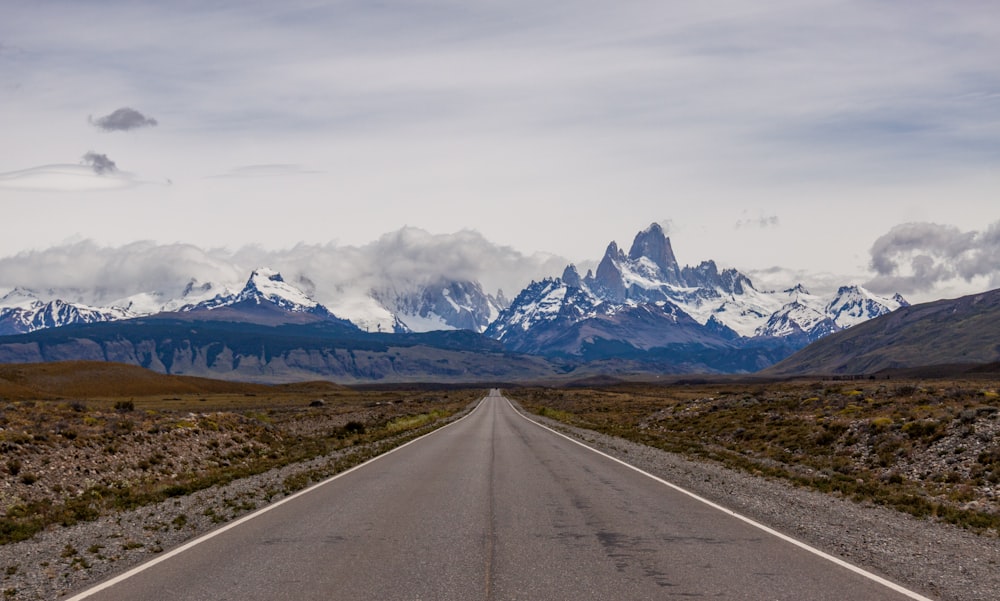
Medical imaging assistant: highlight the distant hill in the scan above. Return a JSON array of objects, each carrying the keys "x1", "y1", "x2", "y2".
[
  {"x1": 0, "y1": 314, "x2": 559, "y2": 385},
  {"x1": 763, "y1": 288, "x2": 1000, "y2": 376},
  {"x1": 0, "y1": 361, "x2": 277, "y2": 399}
]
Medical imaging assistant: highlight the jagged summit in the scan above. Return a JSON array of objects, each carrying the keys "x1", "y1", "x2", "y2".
[
  {"x1": 189, "y1": 267, "x2": 321, "y2": 314},
  {"x1": 562, "y1": 264, "x2": 583, "y2": 288},
  {"x1": 627, "y1": 222, "x2": 682, "y2": 284},
  {"x1": 234, "y1": 267, "x2": 319, "y2": 310}
]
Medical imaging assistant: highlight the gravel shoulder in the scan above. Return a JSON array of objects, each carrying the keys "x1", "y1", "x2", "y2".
[
  {"x1": 518, "y1": 405, "x2": 1000, "y2": 601},
  {"x1": 2, "y1": 399, "x2": 998, "y2": 601}
]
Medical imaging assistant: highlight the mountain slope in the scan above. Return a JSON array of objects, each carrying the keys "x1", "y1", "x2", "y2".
[{"x1": 764, "y1": 288, "x2": 1000, "y2": 375}]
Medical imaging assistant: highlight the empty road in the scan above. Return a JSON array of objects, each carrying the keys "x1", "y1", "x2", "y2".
[{"x1": 67, "y1": 391, "x2": 929, "y2": 600}]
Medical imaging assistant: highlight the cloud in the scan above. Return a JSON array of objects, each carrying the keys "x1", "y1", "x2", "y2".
[
  {"x1": 865, "y1": 222, "x2": 1000, "y2": 294},
  {"x1": 744, "y1": 265, "x2": 853, "y2": 297},
  {"x1": 735, "y1": 214, "x2": 780, "y2": 229},
  {"x1": 90, "y1": 107, "x2": 158, "y2": 132},
  {"x1": 81, "y1": 151, "x2": 118, "y2": 175},
  {"x1": 0, "y1": 164, "x2": 133, "y2": 192},
  {"x1": 0, "y1": 241, "x2": 243, "y2": 304},
  {"x1": 0, "y1": 227, "x2": 569, "y2": 309}
]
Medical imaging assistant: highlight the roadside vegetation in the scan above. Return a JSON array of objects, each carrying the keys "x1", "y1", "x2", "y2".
[
  {"x1": 0, "y1": 386, "x2": 479, "y2": 545},
  {"x1": 514, "y1": 379, "x2": 1000, "y2": 534}
]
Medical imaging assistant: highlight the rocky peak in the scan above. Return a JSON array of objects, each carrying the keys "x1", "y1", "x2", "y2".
[
  {"x1": 562, "y1": 264, "x2": 583, "y2": 289},
  {"x1": 627, "y1": 222, "x2": 682, "y2": 283},
  {"x1": 593, "y1": 242, "x2": 627, "y2": 301},
  {"x1": 681, "y1": 260, "x2": 753, "y2": 295},
  {"x1": 229, "y1": 268, "x2": 318, "y2": 310}
]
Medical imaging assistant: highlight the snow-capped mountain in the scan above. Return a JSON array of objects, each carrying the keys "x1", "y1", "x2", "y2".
[
  {"x1": 0, "y1": 269, "x2": 506, "y2": 336},
  {"x1": 371, "y1": 278, "x2": 508, "y2": 334},
  {"x1": 0, "y1": 288, "x2": 134, "y2": 336},
  {"x1": 754, "y1": 285, "x2": 908, "y2": 342},
  {"x1": 181, "y1": 268, "x2": 360, "y2": 329},
  {"x1": 486, "y1": 223, "x2": 908, "y2": 358},
  {"x1": 192, "y1": 268, "x2": 321, "y2": 312}
]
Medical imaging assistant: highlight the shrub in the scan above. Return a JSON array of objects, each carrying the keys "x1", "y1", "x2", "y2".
[{"x1": 344, "y1": 421, "x2": 366, "y2": 435}]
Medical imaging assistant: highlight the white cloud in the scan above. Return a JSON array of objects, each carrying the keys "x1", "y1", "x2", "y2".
[
  {"x1": 0, "y1": 228, "x2": 568, "y2": 307},
  {"x1": 866, "y1": 221, "x2": 1000, "y2": 296}
]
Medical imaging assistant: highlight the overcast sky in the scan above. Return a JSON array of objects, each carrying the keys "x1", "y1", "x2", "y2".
[{"x1": 1, "y1": 0, "x2": 998, "y2": 303}]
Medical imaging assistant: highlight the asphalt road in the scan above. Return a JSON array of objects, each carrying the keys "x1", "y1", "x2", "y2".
[{"x1": 67, "y1": 391, "x2": 928, "y2": 600}]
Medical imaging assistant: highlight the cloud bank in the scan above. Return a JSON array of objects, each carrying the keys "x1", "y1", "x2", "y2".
[
  {"x1": 866, "y1": 221, "x2": 1000, "y2": 294},
  {"x1": 90, "y1": 107, "x2": 158, "y2": 132},
  {"x1": 0, "y1": 228, "x2": 569, "y2": 308}
]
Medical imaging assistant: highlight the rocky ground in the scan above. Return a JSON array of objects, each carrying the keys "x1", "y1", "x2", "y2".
[{"x1": 1, "y1": 389, "x2": 999, "y2": 601}]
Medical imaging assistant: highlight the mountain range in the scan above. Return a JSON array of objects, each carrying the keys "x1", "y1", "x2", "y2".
[
  {"x1": 484, "y1": 224, "x2": 906, "y2": 367},
  {"x1": 0, "y1": 224, "x2": 920, "y2": 381}
]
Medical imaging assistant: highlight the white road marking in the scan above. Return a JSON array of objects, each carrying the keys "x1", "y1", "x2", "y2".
[
  {"x1": 63, "y1": 397, "x2": 489, "y2": 601},
  {"x1": 507, "y1": 398, "x2": 936, "y2": 601}
]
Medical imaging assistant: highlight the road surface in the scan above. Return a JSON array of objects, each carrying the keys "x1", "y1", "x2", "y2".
[{"x1": 67, "y1": 390, "x2": 929, "y2": 600}]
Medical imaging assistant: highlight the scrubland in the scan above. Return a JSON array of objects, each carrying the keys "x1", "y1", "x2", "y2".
[
  {"x1": 515, "y1": 379, "x2": 1000, "y2": 534},
  {"x1": 0, "y1": 372, "x2": 477, "y2": 547}
]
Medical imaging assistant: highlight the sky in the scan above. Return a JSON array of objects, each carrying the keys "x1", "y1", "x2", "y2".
[{"x1": 1, "y1": 0, "x2": 998, "y2": 304}]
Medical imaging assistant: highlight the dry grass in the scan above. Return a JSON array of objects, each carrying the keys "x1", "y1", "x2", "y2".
[
  {"x1": 0, "y1": 362, "x2": 482, "y2": 545},
  {"x1": 513, "y1": 379, "x2": 1000, "y2": 534},
  {"x1": 0, "y1": 362, "x2": 284, "y2": 400}
]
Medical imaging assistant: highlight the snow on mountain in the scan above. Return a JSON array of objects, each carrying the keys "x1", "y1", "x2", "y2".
[
  {"x1": 487, "y1": 223, "x2": 909, "y2": 354},
  {"x1": 189, "y1": 268, "x2": 322, "y2": 312},
  {"x1": 826, "y1": 285, "x2": 909, "y2": 329},
  {"x1": 0, "y1": 268, "x2": 505, "y2": 335},
  {"x1": 486, "y1": 278, "x2": 599, "y2": 339},
  {"x1": 0, "y1": 287, "x2": 44, "y2": 310},
  {"x1": 114, "y1": 279, "x2": 234, "y2": 315},
  {"x1": 754, "y1": 285, "x2": 907, "y2": 341},
  {"x1": 0, "y1": 290, "x2": 134, "y2": 336},
  {"x1": 324, "y1": 293, "x2": 406, "y2": 333},
  {"x1": 372, "y1": 278, "x2": 507, "y2": 333}
]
